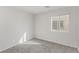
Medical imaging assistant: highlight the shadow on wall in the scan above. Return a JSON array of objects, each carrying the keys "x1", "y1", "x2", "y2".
[{"x1": 19, "y1": 32, "x2": 27, "y2": 44}]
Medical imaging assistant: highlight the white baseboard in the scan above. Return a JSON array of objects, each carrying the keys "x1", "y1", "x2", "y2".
[
  {"x1": 0, "y1": 37, "x2": 34, "y2": 52},
  {"x1": 35, "y1": 35, "x2": 78, "y2": 48},
  {"x1": 0, "y1": 43, "x2": 18, "y2": 52}
]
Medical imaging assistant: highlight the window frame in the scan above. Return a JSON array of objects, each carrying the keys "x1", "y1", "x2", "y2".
[{"x1": 51, "y1": 14, "x2": 69, "y2": 32}]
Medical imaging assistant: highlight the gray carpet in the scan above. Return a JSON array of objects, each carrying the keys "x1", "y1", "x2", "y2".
[{"x1": 1, "y1": 38, "x2": 78, "y2": 53}]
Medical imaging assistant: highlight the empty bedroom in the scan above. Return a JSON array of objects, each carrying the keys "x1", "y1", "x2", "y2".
[{"x1": 0, "y1": 6, "x2": 79, "y2": 53}]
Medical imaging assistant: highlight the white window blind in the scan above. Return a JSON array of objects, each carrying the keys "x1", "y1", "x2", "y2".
[{"x1": 51, "y1": 15, "x2": 69, "y2": 32}]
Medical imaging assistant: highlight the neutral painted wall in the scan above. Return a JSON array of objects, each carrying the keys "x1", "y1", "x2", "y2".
[
  {"x1": 35, "y1": 7, "x2": 78, "y2": 48},
  {"x1": 0, "y1": 7, "x2": 34, "y2": 51}
]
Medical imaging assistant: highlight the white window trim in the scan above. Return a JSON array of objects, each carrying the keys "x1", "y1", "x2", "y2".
[{"x1": 51, "y1": 15, "x2": 69, "y2": 32}]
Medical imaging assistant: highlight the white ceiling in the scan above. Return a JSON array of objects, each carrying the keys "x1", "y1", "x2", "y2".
[{"x1": 14, "y1": 6, "x2": 65, "y2": 14}]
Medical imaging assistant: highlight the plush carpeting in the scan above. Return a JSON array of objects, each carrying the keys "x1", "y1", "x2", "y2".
[{"x1": 1, "y1": 38, "x2": 78, "y2": 53}]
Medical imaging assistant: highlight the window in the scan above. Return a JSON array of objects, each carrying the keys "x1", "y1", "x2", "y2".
[{"x1": 51, "y1": 15, "x2": 69, "y2": 32}]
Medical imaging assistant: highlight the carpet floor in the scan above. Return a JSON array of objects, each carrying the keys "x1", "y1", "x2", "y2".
[{"x1": 1, "y1": 38, "x2": 78, "y2": 53}]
